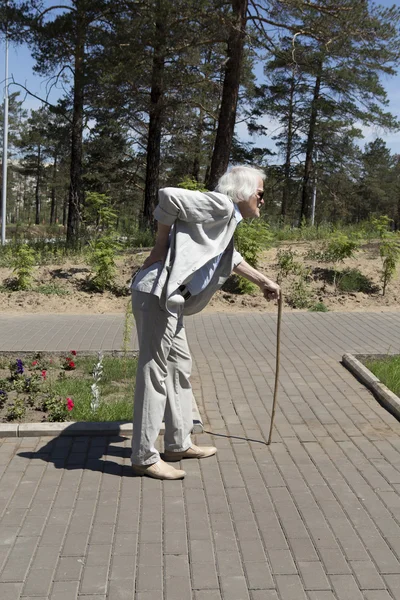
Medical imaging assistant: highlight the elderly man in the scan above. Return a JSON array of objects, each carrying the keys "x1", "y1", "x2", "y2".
[{"x1": 131, "y1": 165, "x2": 280, "y2": 480}]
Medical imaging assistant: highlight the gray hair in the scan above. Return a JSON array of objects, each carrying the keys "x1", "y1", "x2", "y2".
[{"x1": 214, "y1": 165, "x2": 266, "y2": 204}]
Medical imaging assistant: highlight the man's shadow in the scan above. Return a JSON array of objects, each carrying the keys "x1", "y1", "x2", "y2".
[{"x1": 17, "y1": 423, "x2": 136, "y2": 477}]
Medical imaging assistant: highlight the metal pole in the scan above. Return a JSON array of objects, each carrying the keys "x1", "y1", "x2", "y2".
[
  {"x1": 310, "y1": 150, "x2": 318, "y2": 227},
  {"x1": 1, "y1": 13, "x2": 9, "y2": 246}
]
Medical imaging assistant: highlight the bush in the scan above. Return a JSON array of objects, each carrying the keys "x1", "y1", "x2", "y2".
[
  {"x1": 12, "y1": 245, "x2": 36, "y2": 290},
  {"x1": 309, "y1": 302, "x2": 329, "y2": 312},
  {"x1": 88, "y1": 236, "x2": 121, "y2": 291},
  {"x1": 276, "y1": 247, "x2": 303, "y2": 282},
  {"x1": 286, "y1": 276, "x2": 313, "y2": 309},
  {"x1": 337, "y1": 268, "x2": 377, "y2": 294},
  {"x1": 233, "y1": 219, "x2": 273, "y2": 294}
]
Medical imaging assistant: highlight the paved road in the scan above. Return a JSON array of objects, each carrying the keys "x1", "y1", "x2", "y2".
[{"x1": 0, "y1": 311, "x2": 400, "y2": 599}]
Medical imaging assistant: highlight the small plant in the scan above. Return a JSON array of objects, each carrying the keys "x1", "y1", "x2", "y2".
[
  {"x1": 91, "y1": 352, "x2": 104, "y2": 412},
  {"x1": 337, "y1": 268, "x2": 377, "y2": 294},
  {"x1": 88, "y1": 236, "x2": 120, "y2": 291},
  {"x1": 380, "y1": 233, "x2": 400, "y2": 296},
  {"x1": 63, "y1": 353, "x2": 77, "y2": 371},
  {"x1": 309, "y1": 302, "x2": 329, "y2": 312},
  {"x1": 6, "y1": 398, "x2": 26, "y2": 421},
  {"x1": 12, "y1": 245, "x2": 36, "y2": 290},
  {"x1": 234, "y1": 219, "x2": 272, "y2": 294},
  {"x1": 24, "y1": 373, "x2": 41, "y2": 394},
  {"x1": 10, "y1": 358, "x2": 24, "y2": 379},
  {"x1": 286, "y1": 274, "x2": 313, "y2": 309},
  {"x1": 276, "y1": 247, "x2": 303, "y2": 283},
  {"x1": 42, "y1": 394, "x2": 70, "y2": 422},
  {"x1": 35, "y1": 284, "x2": 70, "y2": 296},
  {"x1": 0, "y1": 390, "x2": 8, "y2": 406}
]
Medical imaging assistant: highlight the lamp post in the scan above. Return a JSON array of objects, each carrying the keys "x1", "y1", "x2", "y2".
[{"x1": 1, "y1": 8, "x2": 9, "y2": 246}]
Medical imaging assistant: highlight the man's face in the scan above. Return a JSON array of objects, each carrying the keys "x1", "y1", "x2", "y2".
[{"x1": 238, "y1": 177, "x2": 264, "y2": 218}]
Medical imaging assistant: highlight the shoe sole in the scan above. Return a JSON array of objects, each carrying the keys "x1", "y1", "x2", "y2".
[
  {"x1": 131, "y1": 466, "x2": 186, "y2": 480},
  {"x1": 164, "y1": 451, "x2": 217, "y2": 462}
]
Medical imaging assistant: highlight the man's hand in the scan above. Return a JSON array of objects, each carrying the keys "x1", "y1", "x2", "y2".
[
  {"x1": 259, "y1": 279, "x2": 280, "y2": 301},
  {"x1": 233, "y1": 259, "x2": 280, "y2": 301},
  {"x1": 141, "y1": 222, "x2": 172, "y2": 270},
  {"x1": 142, "y1": 246, "x2": 168, "y2": 270}
]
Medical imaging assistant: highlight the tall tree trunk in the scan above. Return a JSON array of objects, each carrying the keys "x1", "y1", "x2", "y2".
[
  {"x1": 63, "y1": 192, "x2": 68, "y2": 227},
  {"x1": 142, "y1": 0, "x2": 166, "y2": 230},
  {"x1": 35, "y1": 144, "x2": 41, "y2": 225},
  {"x1": 206, "y1": 0, "x2": 248, "y2": 190},
  {"x1": 192, "y1": 107, "x2": 205, "y2": 182},
  {"x1": 300, "y1": 70, "x2": 322, "y2": 222},
  {"x1": 50, "y1": 153, "x2": 58, "y2": 225},
  {"x1": 67, "y1": 16, "x2": 85, "y2": 246},
  {"x1": 281, "y1": 72, "x2": 295, "y2": 219}
]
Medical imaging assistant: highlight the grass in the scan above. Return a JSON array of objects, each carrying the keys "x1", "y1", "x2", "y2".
[
  {"x1": 364, "y1": 355, "x2": 400, "y2": 398},
  {"x1": 51, "y1": 356, "x2": 137, "y2": 422}
]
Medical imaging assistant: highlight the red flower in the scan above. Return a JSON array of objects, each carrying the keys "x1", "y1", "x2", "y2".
[
  {"x1": 69, "y1": 361, "x2": 75, "y2": 369},
  {"x1": 41, "y1": 370, "x2": 47, "y2": 380},
  {"x1": 66, "y1": 397, "x2": 74, "y2": 411},
  {"x1": 32, "y1": 360, "x2": 38, "y2": 366},
  {"x1": 71, "y1": 350, "x2": 77, "y2": 356}
]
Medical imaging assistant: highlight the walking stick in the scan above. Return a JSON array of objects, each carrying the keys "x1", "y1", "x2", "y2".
[{"x1": 267, "y1": 292, "x2": 283, "y2": 445}]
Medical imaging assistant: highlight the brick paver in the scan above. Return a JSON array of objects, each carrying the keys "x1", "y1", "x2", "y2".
[{"x1": 0, "y1": 311, "x2": 400, "y2": 598}]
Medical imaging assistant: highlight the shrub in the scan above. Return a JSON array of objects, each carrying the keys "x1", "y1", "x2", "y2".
[
  {"x1": 12, "y1": 245, "x2": 36, "y2": 290},
  {"x1": 88, "y1": 236, "x2": 120, "y2": 291},
  {"x1": 276, "y1": 247, "x2": 303, "y2": 282},
  {"x1": 286, "y1": 276, "x2": 313, "y2": 309},
  {"x1": 337, "y1": 268, "x2": 377, "y2": 294},
  {"x1": 380, "y1": 234, "x2": 400, "y2": 296},
  {"x1": 176, "y1": 177, "x2": 207, "y2": 192},
  {"x1": 309, "y1": 302, "x2": 329, "y2": 312},
  {"x1": 6, "y1": 398, "x2": 26, "y2": 421},
  {"x1": 233, "y1": 219, "x2": 272, "y2": 294}
]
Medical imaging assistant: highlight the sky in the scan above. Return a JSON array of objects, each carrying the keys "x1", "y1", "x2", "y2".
[{"x1": 1, "y1": 0, "x2": 399, "y2": 158}]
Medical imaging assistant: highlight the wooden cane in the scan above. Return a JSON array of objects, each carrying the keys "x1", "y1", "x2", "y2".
[{"x1": 267, "y1": 292, "x2": 283, "y2": 445}]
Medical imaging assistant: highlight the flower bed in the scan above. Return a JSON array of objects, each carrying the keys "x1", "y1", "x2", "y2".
[{"x1": 0, "y1": 351, "x2": 137, "y2": 423}]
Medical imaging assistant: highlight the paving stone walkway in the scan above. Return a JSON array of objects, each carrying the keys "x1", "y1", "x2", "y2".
[{"x1": 0, "y1": 311, "x2": 400, "y2": 599}]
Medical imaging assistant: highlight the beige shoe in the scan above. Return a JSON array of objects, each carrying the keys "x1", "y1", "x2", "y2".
[
  {"x1": 164, "y1": 444, "x2": 217, "y2": 462},
  {"x1": 132, "y1": 459, "x2": 186, "y2": 480}
]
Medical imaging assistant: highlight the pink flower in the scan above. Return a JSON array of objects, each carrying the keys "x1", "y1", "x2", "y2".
[
  {"x1": 32, "y1": 360, "x2": 38, "y2": 366},
  {"x1": 71, "y1": 350, "x2": 77, "y2": 356},
  {"x1": 41, "y1": 370, "x2": 47, "y2": 380},
  {"x1": 66, "y1": 397, "x2": 74, "y2": 411}
]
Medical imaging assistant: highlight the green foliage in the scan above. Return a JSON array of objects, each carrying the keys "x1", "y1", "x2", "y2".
[
  {"x1": 176, "y1": 177, "x2": 207, "y2": 192},
  {"x1": 309, "y1": 302, "x2": 329, "y2": 312},
  {"x1": 233, "y1": 219, "x2": 273, "y2": 295},
  {"x1": 276, "y1": 247, "x2": 303, "y2": 282},
  {"x1": 41, "y1": 394, "x2": 69, "y2": 422},
  {"x1": 321, "y1": 233, "x2": 360, "y2": 264},
  {"x1": 6, "y1": 398, "x2": 26, "y2": 421},
  {"x1": 88, "y1": 236, "x2": 121, "y2": 291},
  {"x1": 286, "y1": 277, "x2": 312, "y2": 309},
  {"x1": 235, "y1": 220, "x2": 273, "y2": 268},
  {"x1": 337, "y1": 268, "x2": 377, "y2": 294},
  {"x1": 380, "y1": 234, "x2": 400, "y2": 296},
  {"x1": 370, "y1": 215, "x2": 393, "y2": 239},
  {"x1": 12, "y1": 245, "x2": 36, "y2": 290},
  {"x1": 35, "y1": 284, "x2": 70, "y2": 296},
  {"x1": 364, "y1": 355, "x2": 400, "y2": 398},
  {"x1": 128, "y1": 228, "x2": 156, "y2": 248},
  {"x1": 85, "y1": 192, "x2": 118, "y2": 236}
]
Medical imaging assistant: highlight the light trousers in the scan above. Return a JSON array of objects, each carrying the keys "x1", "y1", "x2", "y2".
[{"x1": 131, "y1": 290, "x2": 193, "y2": 466}]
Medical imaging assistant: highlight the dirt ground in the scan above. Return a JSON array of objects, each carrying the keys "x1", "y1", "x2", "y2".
[{"x1": 0, "y1": 241, "x2": 399, "y2": 315}]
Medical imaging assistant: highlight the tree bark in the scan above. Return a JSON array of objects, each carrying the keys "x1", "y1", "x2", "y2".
[
  {"x1": 35, "y1": 144, "x2": 41, "y2": 225},
  {"x1": 66, "y1": 12, "x2": 85, "y2": 246},
  {"x1": 300, "y1": 70, "x2": 321, "y2": 223},
  {"x1": 142, "y1": 0, "x2": 166, "y2": 230},
  {"x1": 206, "y1": 0, "x2": 248, "y2": 190}
]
